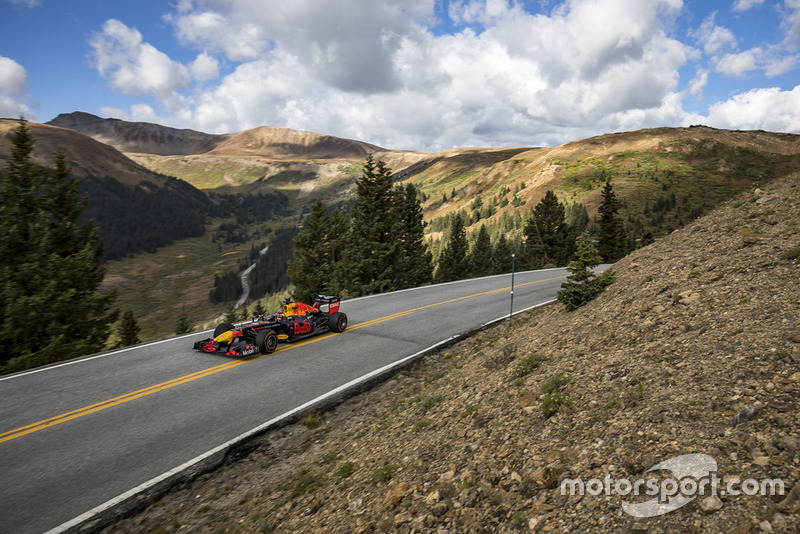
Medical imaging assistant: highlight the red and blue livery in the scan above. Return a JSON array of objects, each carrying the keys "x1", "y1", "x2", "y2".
[{"x1": 193, "y1": 295, "x2": 348, "y2": 358}]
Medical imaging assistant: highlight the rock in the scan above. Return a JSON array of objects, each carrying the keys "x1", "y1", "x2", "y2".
[
  {"x1": 731, "y1": 403, "x2": 764, "y2": 426},
  {"x1": 348, "y1": 498, "x2": 364, "y2": 516},
  {"x1": 753, "y1": 456, "x2": 770, "y2": 467},
  {"x1": 777, "y1": 483, "x2": 800, "y2": 514},
  {"x1": 780, "y1": 435, "x2": 799, "y2": 452},
  {"x1": 630, "y1": 518, "x2": 649, "y2": 532},
  {"x1": 771, "y1": 513, "x2": 788, "y2": 531},
  {"x1": 759, "y1": 520, "x2": 773, "y2": 533},
  {"x1": 699, "y1": 495, "x2": 723, "y2": 514},
  {"x1": 678, "y1": 290, "x2": 701, "y2": 305},
  {"x1": 382, "y1": 481, "x2": 410, "y2": 509},
  {"x1": 531, "y1": 467, "x2": 548, "y2": 484},
  {"x1": 425, "y1": 490, "x2": 441, "y2": 505},
  {"x1": 431, "y1": 502, "x2": 448, "y2": 517},
  {"x1": 393, "y1": 511, "x2": 413, "y2": 524},
  {"x1": 438, "y1": 470, "x2": 455, "y2": 483}
]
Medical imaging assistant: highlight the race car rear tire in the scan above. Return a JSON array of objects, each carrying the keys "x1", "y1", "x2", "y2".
[
  {"x1": 213, "y1": 322, "x2": 235, "y2": 338},
  {"x1": 256, "y1": 330, "x2": 279, "y2": 354},
  {"x1": 328, "y1": 312, "x2": 348, "y2": 333}
]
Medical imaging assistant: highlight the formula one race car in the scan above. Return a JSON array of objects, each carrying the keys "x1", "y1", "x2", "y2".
[{"x1": 193, "y1": 295, "x2": 348, "y2": 358}]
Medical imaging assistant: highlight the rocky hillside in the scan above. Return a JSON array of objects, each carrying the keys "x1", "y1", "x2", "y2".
[
  {"x1": 0, "y1": 119, "x2": 173, "y2": 186},
  {"x1": 0, "y1": 119, "x2": 212, "y2": 260},
  {"x1": 108, "y1": 174, "x2": 800, "y2": 533},
  {"x1": 47, "y1": 112, "x2": 228, "y2": 156}
]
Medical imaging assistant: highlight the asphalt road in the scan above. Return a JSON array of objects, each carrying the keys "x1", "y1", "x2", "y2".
[{"x1": 0, "y1": 268, "x2": 583, "y2": 533}]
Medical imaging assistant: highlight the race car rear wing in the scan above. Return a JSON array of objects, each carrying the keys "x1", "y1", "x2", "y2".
[{"x1": 311, "y1": 294, "x2": 341, "y2": 313}]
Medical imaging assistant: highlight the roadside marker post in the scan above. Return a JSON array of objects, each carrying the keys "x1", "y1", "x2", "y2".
[{"x1": 509, "y1": 253, "x2": 515, "y2": 326}]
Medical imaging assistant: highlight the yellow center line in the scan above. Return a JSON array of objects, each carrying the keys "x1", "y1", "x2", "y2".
[{"x1": 0, "y1": 274, "x2": 564, "y2": 443}]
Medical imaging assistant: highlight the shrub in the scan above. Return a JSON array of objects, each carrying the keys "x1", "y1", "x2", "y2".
[
  {"x1": 541, "y1": 374, "x2": 571, "y2": 394},
  {"x1": 289, "y1": 469, "x2": 326, "y2": 498},
  {"x1": 411, "y1": 419, "x2": 431, "y2": 433},
  {"x1": 540, "y1": 375, "x2": 573, "y2": 418},
  {"x1": 780, "y1": 247, "x2": 800, "y2": 261},
  {"x1": 335, "y1": 461, "x2": 355, "y2": 479},
  {"x1": 510, "y1": 352, "x2": 547, "y2": 380},
  {"x1": 300, "y1": 412, "x2": 320, "y2": 429},
  {"x1": 417, "y1": 392, "x2": 444, "y2": 413},
  {"x1": 557, "y1": 270, "x2": 615, "y2": 311},
  {"x1": 371, "y1": 464, "x2": 399, "y2": 484}
]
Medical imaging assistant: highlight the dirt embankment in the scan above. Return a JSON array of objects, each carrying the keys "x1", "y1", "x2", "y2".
[{"x1": 109, "y1": 175, "x2": 800, "y2": 533}]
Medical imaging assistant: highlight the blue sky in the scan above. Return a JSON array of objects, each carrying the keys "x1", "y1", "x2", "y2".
[{"x1": 1, "y1": 0, "x2": 799, "y2": 152}]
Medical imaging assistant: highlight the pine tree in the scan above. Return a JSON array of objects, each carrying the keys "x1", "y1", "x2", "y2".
[
  {"x1": 565, "y1": 202, "x2": 589, "y2": 233},
  {"x1": 0, "y1": 120, "x2": 117, "y2": 371},
  {"x1": 492, "y1": 234, "x2": 513, "y2": 274},
  {"x1": 597, "y1": 180, "x2": 626, "y2": 262},
  {"x1": 117, "y1": 310, "x2": 141, "y2": 347},
  {"x1": 396, "y1": 184, "x2": 433, "y2": 289},
  {"x1": 252, "y1": 300, "x2": 266, "y2": 317},
  {"x1": 469, "y1": 224, "x2": 495, "y2": 277},
  {"x1": 523, "y1": 190, "x2": 571, "y2": 268},
  {"x1": 556, "y1": 230, "x2": 615, "y2": 311},
  {"x1": 288, "y1": 200, "x2": 334, "y2": 301},
  {"x1": 435, "y1": 215, "x2": 470, "y2": 283},
  {"x1": 174, "y1": 308, "x2": 193, "y2": 335},
  {"x1": 344, "y1": 155, "x2": 402, "y2": 296},
  {"x1": 223, "y1": 304, "x2": 239, "y2": 324}
]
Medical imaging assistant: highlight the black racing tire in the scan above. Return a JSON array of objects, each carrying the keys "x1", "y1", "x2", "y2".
[
  {"x1": 328, "y1": 312, "x2": 348, "y2": 333},
  {"x1": 255, "y1": 330, "x2": 279, "y2": 354},
  {"x1": 213, "y1": 322, "x2": 235, "y2": 338}
]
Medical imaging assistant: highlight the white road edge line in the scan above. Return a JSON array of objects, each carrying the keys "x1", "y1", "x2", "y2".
[{"x1": 44, "y1": 298, "x2": 557, "y2": 534}]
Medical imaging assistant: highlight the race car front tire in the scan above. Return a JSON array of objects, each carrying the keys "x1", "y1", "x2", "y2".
[
  {"x1": 328, "y1": 312, "x2": 348, "y2": 333},
  {"x1": 213, "y1": 322, "x2": 235, "y2": 338},
  {"x1": 255, "y1": 330, "x2": 279, "y2": 354}
]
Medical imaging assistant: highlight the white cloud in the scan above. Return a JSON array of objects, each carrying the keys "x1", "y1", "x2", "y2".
[
  {"x1": 100, "y1": 103, "x2": 159, "y2": 123},
  {"x1": 716, "y1": 48, "x2": 760, "y2": 76},
  {"x1": 93, "y1": 0, "x2": 800, "y2": 150},
  {"x1": 691, "y1": 6, "x2": 799, "y2": 82},
  {"x1": 3, "y1": 0, "x2": 40, "y2": 7},
  {"x1": 707, "y1": 86, "x2": 800, "y2": 131},
  {"x1": 689, "y1": 68, "x2": 709, "y2": 96},
  {"x1": 189, "y1": 52, "x2": 219, "y2": 81},
  {"x1": 89, "y1": 19, "x2": 192, "y2": 110},
  {"x1": 732, "y1": 0, "x2": 765, "y2": 12},
  {"x1": 780, "y1": 0, "x2": 800, "y2": 46},
  {"x1": 691, "y1": 13, "x2": 736, "y2": 57},
  {"x1": 148, "y1": 0, "x2": 693, "y2": 150},
  {"x1": 0, "y1": 55, "x2": 32, "y2": 118}
]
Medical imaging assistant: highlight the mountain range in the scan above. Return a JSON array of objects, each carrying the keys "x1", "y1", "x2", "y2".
[{"x1": 42, "y1": 112, "x2": 800, "y2": 224}]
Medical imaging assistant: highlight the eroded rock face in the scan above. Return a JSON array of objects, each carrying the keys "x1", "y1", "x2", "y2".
[{"x1": 109, "y1": 176, "x2": 800, "y2": 533}]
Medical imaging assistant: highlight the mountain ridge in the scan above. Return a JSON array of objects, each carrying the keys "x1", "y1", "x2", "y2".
[{"x1": 47, "y1": 112, "x2": 228, "y2": 157}]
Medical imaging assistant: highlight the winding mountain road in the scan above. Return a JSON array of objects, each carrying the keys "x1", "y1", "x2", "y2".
[{"x1": 0, "y1": 268, "x2": 597, "y2": 533}]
